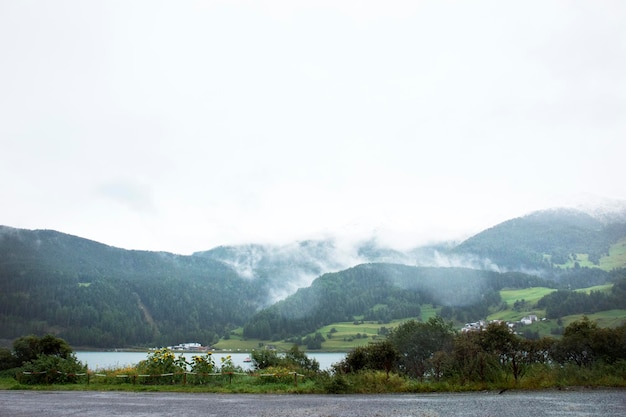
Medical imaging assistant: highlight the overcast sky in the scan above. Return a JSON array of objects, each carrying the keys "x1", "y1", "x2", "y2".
[{"x1": 1, "y1": 0, "x2": 625, "y2": 254}]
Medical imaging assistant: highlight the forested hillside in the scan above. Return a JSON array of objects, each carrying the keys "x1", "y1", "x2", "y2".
[
  {"x1": 242, "y1": 264, "x2": 556, "y2": 341},
  {"x1": 0, "y1": 227, "x2": 260, "y2": 347},
  {"x1": 453, "y1": 208, "x2": 626, "y2": 271},
  {"x1": 2, "y1": 205, "x2": 626, "y2": 349},
  {"x1": 193, "y1": 240, "x2": 360, "y2": 305},
  {"x1": 193, "y1": 238, "x2": 417, "y2": 305}
]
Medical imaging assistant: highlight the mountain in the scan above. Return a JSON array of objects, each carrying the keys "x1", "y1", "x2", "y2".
[
  {"x1": 197, "y1": 206, "x2": 626, "y2": 286},
  {"x1": 2, "y1": 204, "x2": 626, "y2": 347},
  {"x1": 452, "y1": 208, "x2": 626, "y2": 271},
  {"x1": 0, "y1": 226, "x2": 259, "y2": 347},
  {"x1": 193, "y1": 240, "x2": 360, "y2": 305},
  {"x1": 242, "y1": 264, "x2": 554, "y2": 340},
  {"x1": 193, "y1": 238, "x2": 419, "y2": 305}
]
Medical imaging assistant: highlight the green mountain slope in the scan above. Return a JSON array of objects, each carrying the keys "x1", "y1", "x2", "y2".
[
  {"x1": 453, "y1": 208, "x2": 626, "y2": 270},
  {"x1": 0, "y1": 226, "x2": 259, "y2": 347},
  {"x1": 2, "y1": 205, "x2": 626, "y2": 348},
  {"x1": 242, "y1": 264, "x2": 554, "y2": 340}
]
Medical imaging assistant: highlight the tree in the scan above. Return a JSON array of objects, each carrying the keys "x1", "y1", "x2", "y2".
[
  {"x1": 10, "y1": 334, "x2": 85, "y2": 384},
  {"x1": 591, "y1": 323, "x2": 626, "y2": 364},
  {"x1": 284, "y1": 344, "x2": 320, "y2": 372},
  {"x1": 12, "y1": 335, "x2": 41, "y2": 365},
  {"x1": 476, "y1": 322, "x2": 528, "y2": 383},
  {"x1": 303, "y1": 332, "x2": 325, "y2": 350},
  {"x1": 450, "y1": 331, "x2": 498, "y2": 383},
  {"x1": 251, "y1": 345, "x2": 319, "y2": 374},
  {"x1": 11, "y1": 334, "x2": 73, "y2": 366},
  {"x1": 552, "y1": 316, "x2": 596, "y2": 367},
  {"x1": 334, "y1": 340, "x2": 399, "y2": 378},
  {"x1": 551, "y1": 317, "x2": 626, "y2": 366},
  {"x1": 251, "y1": 349, "x2": 281, "y2": 370},
  {"x1": 0, "y1": 348, "x2": 19, "y2": 371},
  {"x1": 387, "y1": 317, "x2": 455, "y2": 379},
  {"x1": 366, "y1": 340, "x2": 400, "y2": 378}
]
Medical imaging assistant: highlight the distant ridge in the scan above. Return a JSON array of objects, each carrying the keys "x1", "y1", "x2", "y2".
[{"x1": 2, "y1": 205, "x2": 626, "y2": 347}]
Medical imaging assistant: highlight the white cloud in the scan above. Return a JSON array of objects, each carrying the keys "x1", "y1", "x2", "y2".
[
  {"x1": 1, "y1": 1, "x2": 624, "y2": 254},
  {"x1": 96, "y1": 180, "x2": 156, "y2": 213}
]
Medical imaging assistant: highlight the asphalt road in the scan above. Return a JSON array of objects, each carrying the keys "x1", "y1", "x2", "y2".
[{"x1": 1, "y1": 389, "x2": 624, "y2": 416}]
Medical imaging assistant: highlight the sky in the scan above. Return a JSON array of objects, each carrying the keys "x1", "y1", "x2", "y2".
[{"x1": 1, "y1": 0, "x2": 625, "y2": 254}]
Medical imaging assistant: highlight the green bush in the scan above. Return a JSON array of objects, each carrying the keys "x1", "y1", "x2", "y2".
[
  {"x1": 20, "y1": 353, "x2": 86, "y2": 384},
  {"x1": 189, "y1": 353, "x2": 216, "y2": 384},
  {"x1": 136, "y1": 348, "x2": 187, "y2": 384},
  {"x1": 324, "y1": 374, "x2": 351, "y2": 394}
]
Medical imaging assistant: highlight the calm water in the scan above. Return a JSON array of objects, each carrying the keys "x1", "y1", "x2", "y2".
[{"x1": 75, "y1": 351, "x2": 345, "y2": 371}]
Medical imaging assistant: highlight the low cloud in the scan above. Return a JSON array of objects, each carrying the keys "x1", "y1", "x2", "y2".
[{"x1": 97, "y1": 180, "x2": 156, "y2": 213}]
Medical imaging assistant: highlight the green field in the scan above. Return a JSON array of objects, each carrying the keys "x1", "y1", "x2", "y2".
[
  {"x1": 498, "y1": 287, "x2": 557, "y2": 305},
  {"x1": 215, "y1": 319, "x2": 413, "y2": 352},
  {"x1": 488, "y1": 281, "x2": 625, "y2": 337},
  {"x1": 561, "y1": 309, "x2": 626, "y2": 328},
  {"x1": 574, "y1": 284, "x2": 613, "y2": 294},
  {"x1": 550, "y1": 238, "x2": 626, "y2": 270},
  {"x1": 487, "y1": 287, "x2": 555, "y2": 322},
  {"x1": 214, "y1": 284, "x2": 625, "y2": 352},
  {"x1": 600, "y1": 238, "x2": 626, "y2": 270},
  {"x1": 214, "y1": 305, "x2": 444, "y2": 352}
]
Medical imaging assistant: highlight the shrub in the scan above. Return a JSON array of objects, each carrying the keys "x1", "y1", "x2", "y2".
[
  {"x1": 190, "y1": 353, "x2": 216, "y2": 384},
  {"x1": 136, "y1": 348, "x2": 187, "y2": 384},
  {"x1": 20, "y1": 353, "x2": 86, "y2": 384},
  {"x1": 324, "y1": 374, "x2": 351, "y2": 394}
]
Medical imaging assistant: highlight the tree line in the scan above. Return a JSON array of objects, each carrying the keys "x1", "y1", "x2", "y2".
[
  {"x1": 537, "y1": 277, "x2": 626, "y2": 318},
  {"x1": 242, "y1": 265, "x2": 569, "y2": 341},
  {"x1": 335, "y1": 316, "x2": 626, "y2": 385}
]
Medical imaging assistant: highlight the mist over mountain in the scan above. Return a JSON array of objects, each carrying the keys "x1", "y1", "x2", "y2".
[
  {"x1": 195, "y1": 204, "x2": 626, "y2": 289},
  {"x1": 453, "y1": 207, "x2": 626, "y2": 272},
  {"x1": 2, "y1": 204, "x2": 626, "y2": 347},
  {"x1": 194, "y1": 240, "x2": 364, "y2": 304},
  {"x1": 193, "y1": 238, "x2": 429, "y2": 305},
  {"x1": 241, "y1": 264, "x2": 556, "y2": 340}
]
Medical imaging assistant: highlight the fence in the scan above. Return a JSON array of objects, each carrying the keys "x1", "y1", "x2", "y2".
[{"x1": 18, "y1": 370, "x2": 306, "y2": 386}]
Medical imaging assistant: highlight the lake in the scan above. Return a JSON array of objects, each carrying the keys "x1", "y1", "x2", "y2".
[{"x1": 75, "y1": 351, "x2": 345, "y2": 371}]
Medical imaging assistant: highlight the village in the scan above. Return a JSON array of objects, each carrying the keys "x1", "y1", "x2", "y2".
[{"x1": 461, "y1": 315, "x2": 541, "y2": 333}]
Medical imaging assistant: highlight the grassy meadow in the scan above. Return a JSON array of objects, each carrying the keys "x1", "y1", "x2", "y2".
[
  {"x1": 212, "y1": 280, "x2": 626, "y2": 352},
  {"x1": 600, "y1": 238, "x2": 626, "y2": 270},
  {"x1": 550, "y1": 238, "x2": 626, "y2": 270}
]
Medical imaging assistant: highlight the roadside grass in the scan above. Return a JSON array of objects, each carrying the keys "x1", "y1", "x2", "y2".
[
  {"x1": 1, "y1": 373, "x2": 323, "y2": 394},
  {"x1": 6, "y1": 363, "x2": 624, "y2": 394}
]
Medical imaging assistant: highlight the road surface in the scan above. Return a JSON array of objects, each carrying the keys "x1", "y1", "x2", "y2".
[{"x1": 1, "y1": 389, "x2": 624, "y2": 416}]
